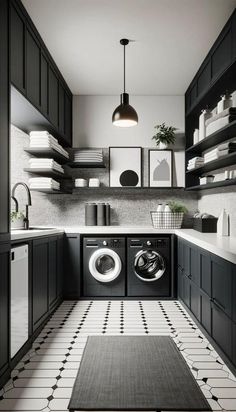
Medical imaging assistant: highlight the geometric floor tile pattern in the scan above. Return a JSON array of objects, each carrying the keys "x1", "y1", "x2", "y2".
[{"x1": 0, "y1": 300, "x2": 236, "y2": 411}]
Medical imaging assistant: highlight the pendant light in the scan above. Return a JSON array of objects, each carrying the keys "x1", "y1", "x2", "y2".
[{"x1": 112, "y1": 39, "x2": 138, "y2": 127}]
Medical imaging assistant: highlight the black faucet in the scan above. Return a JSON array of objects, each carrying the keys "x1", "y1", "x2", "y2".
[{"x1": 11, "y1": 182, "x2": 32, "y2": 230}]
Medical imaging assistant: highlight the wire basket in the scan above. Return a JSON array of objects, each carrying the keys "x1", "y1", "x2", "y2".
[{"x1": 150, "y1": 211, "x2": 184, "y2": 229}]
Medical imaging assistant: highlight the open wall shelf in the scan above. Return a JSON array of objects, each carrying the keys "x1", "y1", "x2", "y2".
[
  {"x1": 68, "y1": 162, "x2": 106, "y2": 169},
  {"x1": 24, "y1": 147, "x2": 69, "y2": 164},
  {"x1": 185, "y1": 178, "x2": 236, "y2": 191},
  {"x1": 24, "y1": 168, "x2": 70, "y2": 179},
  {"x1": 186, "y1": 152, "x2": 236, "y2": 176}
]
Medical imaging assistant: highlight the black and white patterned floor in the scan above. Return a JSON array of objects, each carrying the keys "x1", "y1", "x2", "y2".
[{"x1": 0, "y1": 300, "x2": 236, "y2": 411}]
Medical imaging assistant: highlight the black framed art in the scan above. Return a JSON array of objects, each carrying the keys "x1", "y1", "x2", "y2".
[
  {"x1": 148, "y1": 149, "x2": 173, "y2": 187},
  {"x1": 109, "y1": 147, "x2": 142, "y2": 187}
]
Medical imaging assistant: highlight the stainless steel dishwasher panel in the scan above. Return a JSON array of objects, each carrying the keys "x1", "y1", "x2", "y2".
[{"x1": 11, "y1": 244, "x2": 29, "y2": 358}]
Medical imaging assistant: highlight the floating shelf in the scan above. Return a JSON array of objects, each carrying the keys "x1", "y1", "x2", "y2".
[
  {"x1": 30, "y1": 188, "x2": 71, "y2": 194},
  {"x1": 24, "y1": 168, "x2": 70, "y2": 179},
  {"x1": 68, "y1": 162, "x2": 106, "y2": 169},
  {"x1": 186, "y1": 120, "x2": 236, "y2": 154},
  {"x1": 186, "y1": 152, "x2": 236, "y2": 176},
  {"x1": 186, "y1": 178, "x2": 236, "y2": 191},
  {"x1": 72, "y1": 186, "x2": 184, "y2": 192},
  {"x1": 24, "y1": 147, "x2": 69, "y2": 164}
]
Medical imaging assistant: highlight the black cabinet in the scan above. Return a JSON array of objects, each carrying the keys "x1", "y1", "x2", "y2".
[
  {"x1": 32, "y1": 238, "x2": 48, "y2": 331},
  {"x1": 211, "y1": 23, "x2": 232, "y2": 82},
  {"x1": 199, "y1": 249, "x2": 211, "y2": 296},
  {"x1": 48, "y1": 237, "x2": 57, "y2": 309},
  {"x1": 190, "y1": 246, "x2": 200, "y2": 286},
  {"x1": 58, "y1": 82, "x2": 65, "y2": 135},
  {"x1": 48, "y1": 66, "x2": 58, "y2": 128},
  {"x1": 26, "y1": 28, "x2": 40, "y2": 108},
  {"x1": 190, "y1": 281, "x2": 200, "y2": 321},
  {"x1": 211, "y1": 255, "x2": 232, "y2": 318},
  {"x1": 177, "y1": 267, "x2": 183, "y2": 300},
  {"x1": 64, "y1": 235, "x2": 81, "y2": 299},
  {"x1": 177, "y1": 238, "x2": 183, "y2": 269},
  {"x1": 57, "y1": 236, "x2": 64, "y2": 299},
  {"x1": 64, "y1": 92, "x2": 72, "y2": 145},
  {"x1": 233, "y1": 322, "x2": 236, "y2": 367},
  {"x1": 10, "y1": 2, "x2": 25, "y2": 94},
  {"x1": 212, "y1": 301, "x2": 232, "y2": 358},
  {"x1": 182, "y1": 241, "x2": 190, "y2": 276},
  {"x1": 40, "y1": 53, "x2": 48, "y2": 116},
  {"x1": 0, "y1": 243, "x2": 10, "y2": 381},
  {"x1": 182, "y1": 274, "x2": 190, "y2": 308},
  {"x1": 200, "y1": 292, "x2": 211, "y2": 335}
]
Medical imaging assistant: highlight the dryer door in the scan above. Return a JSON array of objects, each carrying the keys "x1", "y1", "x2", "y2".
[
  {"x1": 134, "y1": 250, "x2": 166, "y2": 282},
  {"x1": 89, "y1": 248, "x2": 122, "y2": 283}
]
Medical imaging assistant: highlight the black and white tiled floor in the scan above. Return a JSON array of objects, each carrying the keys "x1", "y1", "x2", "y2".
[{"x1": 0, "y1": 300, "x2": 236, "y2": 411}]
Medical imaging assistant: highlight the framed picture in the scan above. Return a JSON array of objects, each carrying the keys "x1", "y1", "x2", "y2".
[
  {"x1": 109, "y1": 147, "x2": 142, "y2": 187},
  {"x1": 149, "y1": 149, "x2": 173, "y2": 187}
]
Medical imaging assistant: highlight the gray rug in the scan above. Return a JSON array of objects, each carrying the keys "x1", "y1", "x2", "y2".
[{"x1": 68, "y1": 336, "x2": 211, "y2": 411}]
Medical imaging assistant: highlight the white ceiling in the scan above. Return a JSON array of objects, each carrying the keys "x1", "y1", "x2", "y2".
[{"x1": 22, "y1": 0, "x2": 236, "y2": 95}]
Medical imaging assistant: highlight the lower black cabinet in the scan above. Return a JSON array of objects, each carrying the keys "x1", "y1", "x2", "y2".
[
  {"x1": 32, "y1": 238, "x2": 48, "y2": 332},
  {"x1": 48, "y1": 237, "x2": 57, "y2": 309},
  {"x1": 200, "y1": 292, "x2": 211, "y2": 335},
  {"x1": 64, "y1": 235, "x2": 80, "y2": 299},
  {"x1": 57, "y1": 236, "x2": 64, "y2": 299},
  {"x1": 0, "y1": 243, "x2": 10, "y2": 381},
  {"x1": 182, "y1": 274, "x2": 190, "y2": 308},
  {"x1": 177, "y1": 267, "x2": 183, "y2": 300},
  {"x1": 233, "y1": 322, "x2": 236, "y2": 367},
  {"x1": 190, "y1": 281, "x2": 200, "y2": 321},
  {"x1": 212, "y1": 301, "x2": 232, "y2": 358},
  {"x1": 211, "y1": 255, "x2": 232, "y2": 318}
]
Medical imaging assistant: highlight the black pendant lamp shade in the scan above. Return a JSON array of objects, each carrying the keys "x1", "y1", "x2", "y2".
[{"x1": 112, "y1": 39, "x2": 138, "y2": 127}]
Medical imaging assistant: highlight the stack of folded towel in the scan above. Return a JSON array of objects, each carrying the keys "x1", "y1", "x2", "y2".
[
  {"x1": 29, "y1": 178, "x2": 60, "y2": 191},
  {"x1": 28, "y1": 158, "x2": 64, "y2": 174},
  {"x1": 73, "y1": 149, "x2": 103, "y2": 164},
  {"x1": 204, "y1": 141, "x2": 236, "y2": 163},
  {"x1": 205, "y1": 107, "x2": 236, "y2": 137},
  {"x1": 29, "y1": 131, "x2": 69, "y2": 159},
  {"x1": 187, "y1": 157, "x2": 204, "y2": 170}
]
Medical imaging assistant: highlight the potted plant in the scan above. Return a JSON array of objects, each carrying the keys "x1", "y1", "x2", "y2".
[
  {"x1": 169, "y1": 201, "x2": 188, "y2": 229},
  {"x1": 152, "y1": 123, "x2": 177, "y2": 149},
  {"x1": 11, "y1": 211, "x2": 25, "y2": 229},
  {"x1": 169, "y1": 201, "x2": 188, "y2": 214}
]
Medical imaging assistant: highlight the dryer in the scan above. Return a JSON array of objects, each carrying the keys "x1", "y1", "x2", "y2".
[
  {"x1": 127, "y1": 237, "x2": 171, "y2": 297},
  {"x1": 83, "y1": 237, "x2": 126, "y2": 297}
]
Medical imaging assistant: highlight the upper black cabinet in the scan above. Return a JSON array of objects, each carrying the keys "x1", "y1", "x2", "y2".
[
  {"x1": 26, "y1": 28, "x2": 40, "y2": 108},
  {"x1": 10, "y1": 2, "x2": 25, "y2": 94},
  {"x1": 10, "y1": 0, "x2": 73, "y2": 147},
  {"x1": 48, "y1": 66, "x2": 59, "y2": 128}
]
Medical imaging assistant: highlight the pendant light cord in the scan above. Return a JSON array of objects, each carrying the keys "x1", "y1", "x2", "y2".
[{"x1": 124, "y1": 43, "x2": 126, "y2": 93}]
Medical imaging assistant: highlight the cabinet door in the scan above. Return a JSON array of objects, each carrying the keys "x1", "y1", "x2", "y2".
[
  {"x1": 32, "y1": 238, "x2": 48, "y2": 331},
  {"x1": 200, "y1": 249, "x2": 211, "y2": 296},
  {"x1": 58, "y1": 83, "x2": 65, "y2": 135},
  {"x1": 211, "y1": 25, "x2": 232, "y2": 82},
  {"x1": 177, "y1": 238, "x2": 183, "y2": 269},
  {"x1": 41, "y1": 53, "x2": 48, "y2": 116},
  {"x1": 190, "y1": 245, "x2": 200, "y2": 286},
  {"x1": 212, "y1": 301, "x2": 232, "y2": 358},
  {"x1": 10, "y1": 2, "x2": 25, "y2": 93},
  {"x1": 177, "y1": 267, "x2": 183, "y2": 300},
  {"x1": 57, "y1": 236, "x2": 64, "y2": 299},
  {"x1": 0, "y1": 243, "x2": 10, "y2": 376},
  {"x1": 26, "y1": 28, "x2": 40, "y2": 107},
  {"x1": 232, "y1": 264, "x2": 236, "y2": 323},
  {"x1": 233, "y1": 322, "x2": 236, "y2": 367},
  {"x1": 64, "y1": 235, "x2": 80, "y2": 299},
  {"x1": 211, "y1": 255, "x2": 232, "y2": 317},
  {"x1": 48, "y1": 237, "x2": 57, "y2": 309},
  {"x1": 200, "y1": 292, "x2": 211, "y2": 335},
  {"x1": 190, "y1": 281, "x2": 200, "y2": 321},
  {"x1": 64, "y1": 92, "x2": 72, "y2": 146},
  {"x1": 48, "y1": 66, "x2": 58, "y2": 127},
  {"x1": 183, "y1": 242, "x2": 190, "y2": 277},
  {"x1": 182, "y1": 274, "x2": 190, "y2": 308}
]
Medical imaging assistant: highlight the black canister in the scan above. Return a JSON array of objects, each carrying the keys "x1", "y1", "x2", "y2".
[
  {"x1": 85, "y1": 203, "x2": 97, "y2": 226},
  {"x1": 105, "y1": 203, "x2": 110, "y2": 226},
  {"x1": 97, "y1": 203, "x2": 106, "y2": 226}
]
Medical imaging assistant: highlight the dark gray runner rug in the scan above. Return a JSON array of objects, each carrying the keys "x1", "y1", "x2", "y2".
[{"x1": 68, "y1": 336, "x2": 211, "y2": 411}]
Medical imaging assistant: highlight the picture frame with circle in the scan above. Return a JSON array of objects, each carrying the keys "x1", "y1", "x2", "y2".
[{"x1": 109, "y1": 147, "x2": 142, "y2": 187}]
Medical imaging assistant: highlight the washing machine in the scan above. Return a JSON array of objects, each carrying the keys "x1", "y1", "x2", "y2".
[
  {"x1": 83, "y1": 237, "x2": 126, "y2": 297},
  {"x1": 127, "y1": 237, "x2": 171, "y2": 297}
]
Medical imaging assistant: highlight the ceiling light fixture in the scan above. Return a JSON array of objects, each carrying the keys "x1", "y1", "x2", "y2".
[{"x1": 112, "y1": 39, "x2": 138, "y2": 127}]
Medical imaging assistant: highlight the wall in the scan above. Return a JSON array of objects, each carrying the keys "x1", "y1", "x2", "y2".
[
  {"x1": 198, "y1": 188, "x2": 236, "y2": 237},
  {"x1": 10, "y1": 123, "x2": 198, "y2": 228}
]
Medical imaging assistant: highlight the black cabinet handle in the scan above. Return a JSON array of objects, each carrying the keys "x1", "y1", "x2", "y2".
[{"x1": 211, "y1": 298, "x2": 225, "y2": 312}]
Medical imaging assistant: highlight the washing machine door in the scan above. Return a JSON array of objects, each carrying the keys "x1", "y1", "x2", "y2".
[
  {"x1": 89, "y1": 248, "x2": 122, "y2": 283},
  {"x1": 134, "y1": 249, "x2": 165, "y2": 282}
]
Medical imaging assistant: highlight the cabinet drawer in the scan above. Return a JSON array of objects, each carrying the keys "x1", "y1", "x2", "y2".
[
  {"x1": 211, "y1": 255, "x2": 232, "y2": 317},
  {"x1": 212, "y1": 301, "x2": 232, "y2": 358},
  {"x1": 200, "y1": 292, "x2": 211, "y2": 335}
]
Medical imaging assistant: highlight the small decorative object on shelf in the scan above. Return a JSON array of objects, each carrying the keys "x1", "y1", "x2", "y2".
[
  {"x1": 193, "y1": 128, "x2": 199, "y2": 145},
  {"x1": 217, "y1": 91, "x2": 233, "y2": 114},
  {"x1": 152, "y1": 123, "x2": 177, "y2": 149},
  {"x1": 75, "y1": 178, "x2": 87, "y2": 188},
  {"x1": 149, "y1": 149, "x2": 173, "y2": 187},
  {"x1": 198, "y1": 108, "x2": 212, "y2": 141},
  {"x1": 199, "y1": 175, "x2": 214, "y2": 185},
  {"x1": 109, "y1": 147, "x2": 142, "y2": 187},
  {"x1": 69, "y1": 149, "x2": 105, "y2": 168}
]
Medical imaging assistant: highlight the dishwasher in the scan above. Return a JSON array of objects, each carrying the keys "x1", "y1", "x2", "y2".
[{"x1": 11, "y1": 245, "x2": 29, "y2": 358}]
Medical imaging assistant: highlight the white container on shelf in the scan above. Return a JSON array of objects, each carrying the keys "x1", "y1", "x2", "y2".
[
  {"x1": 217, "y1": 209, "x2": 229, "y2": 236},
  {"x1": 217, "y1": 92, "x2": 233, "y2": 114},
  {"x1": 75, "y1": 178, "x2": 87, "y2": 187},
  {"x1": 156, "y1": 204, "x2": 164, "y2": 227},
  {"x1": 199, "y1": 109, "x2": 212, "y2": 141},
  {"x1": 89, "y1": 178, "x2": 100, "y2": 187},
  {"x1": 193, "y1": 129, "x2": 199, "y2": 145}
]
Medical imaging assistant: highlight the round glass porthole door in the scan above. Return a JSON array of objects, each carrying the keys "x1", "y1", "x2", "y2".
[
  {"x1": 89, "y1": 248, "x2": 122, "y2": 282},
  {"x1": 134, "y1": 250, "x2": 165, "y2": 282}
]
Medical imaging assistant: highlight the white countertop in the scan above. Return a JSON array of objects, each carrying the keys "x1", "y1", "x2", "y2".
[
  {"x1": 11, "y1": 228, "x2": 64, "y2": 241},
  {"x1": 11, "y1": 226, "x2": 236, "y2": 265}
]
